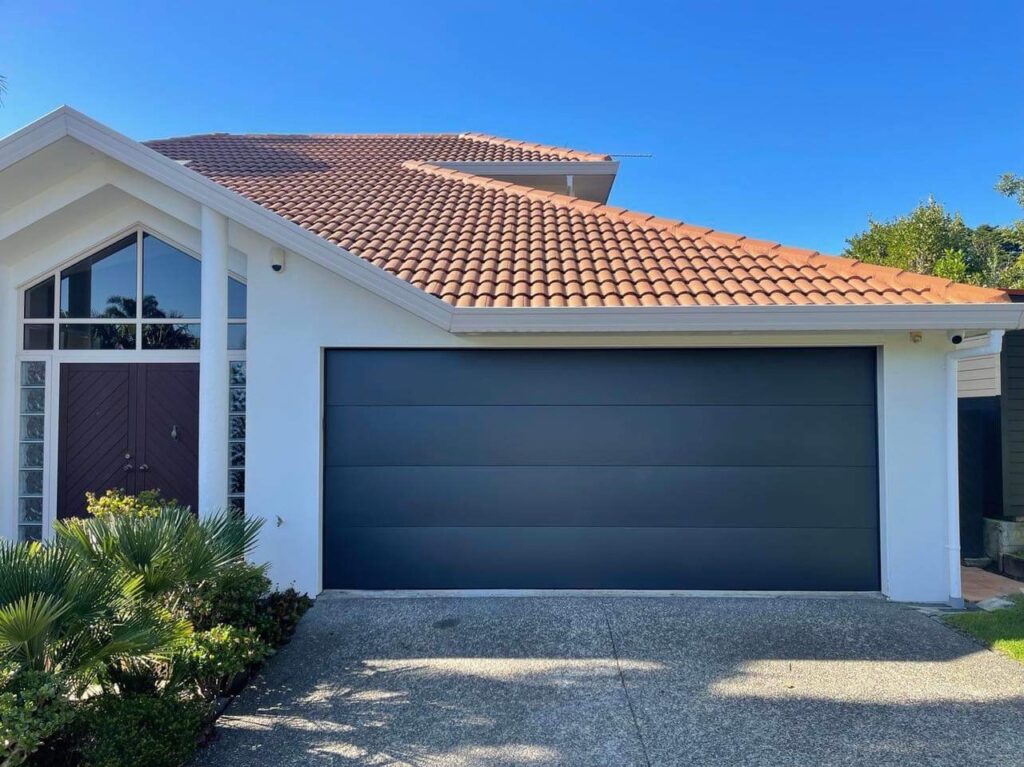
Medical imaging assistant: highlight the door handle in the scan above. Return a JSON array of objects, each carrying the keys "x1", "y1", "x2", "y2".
[
  {"x1": 138, "y1": 464, "x2": 149, "y2": 472},
  {"x1": 123, "y1": 463, "x2": 134, "y2": 472}
]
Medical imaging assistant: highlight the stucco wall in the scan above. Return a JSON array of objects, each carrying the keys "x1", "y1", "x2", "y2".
[
  {"x1": 0, "y1": 157, "x2": 960, "y2": 603},
  {"x1": 242, "y1": 233, "x2": 957, "y2": 603}
]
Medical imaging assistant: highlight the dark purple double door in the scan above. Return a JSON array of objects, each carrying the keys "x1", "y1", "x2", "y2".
[{"x1": 57, "y1": 363, "x2": 199, "y2": 519}]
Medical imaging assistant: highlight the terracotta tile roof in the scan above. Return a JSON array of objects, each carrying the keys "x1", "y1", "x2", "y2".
[{"x1": 145, "y1": 132, "x2": 1008, "y2": 308}]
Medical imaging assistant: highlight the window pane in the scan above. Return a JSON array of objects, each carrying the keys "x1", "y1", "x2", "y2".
[
  {"x1": 60, "y1": 235, "x2": 137, "y2": 318},
  {"x1": 229, "y1": 361, "x2": 246, "y2": 386},
  {"x1": 20, "y1": 388, "x2": 45, "y2": 414},
  {"x1": 229, "y1": 415, "x2": 246, "y2": 440},
  {"x1": 229, "y1": 388, "x2": 245, "y2": 413},
  {"x1": 23, "y1": 324, "x2": 54, "y2": 350},
  {"x1": 20, "y1": 415, "x2": 44, "y2": 441},
  {"x1": 228, "y1": 497, "x2": 245, "y2": 514},
  {"x1": 18, "y1": 525, "x2": 42, "y2": 543},
  {"x1": 24, "y1": 277, "x2": 54, "y2": 319},
  {"x1": 227, "y1": 324, "x2": 246, "y2": 350},
  {"x1": 229, "y1": 442, "x2": 245, "y2": 468},
  {"x1": 19, "y1": 497, "x2": 43, "y2": 523},
  {"x1": 143, "y1": 234, "x2": 201, "y2": 319},
  {"x1": 59, "y1": 324, "x2": 136, "y2": 350},
  {"x1": 143, "y1": 323, "x2": 200, "y2": 350},
  {"x1": 20, "y1": 442, "x2": 44, "y2": 469},
  {"x1": 228, "y1": 277, "x2": 246, "y2": 320},
  {"x1": 20, "y1": 470, "x2": 43, "y2": 496},
  {"x1": 20, "y1": 361, "x2": 46, "y2": 387},
  {"x1": 228, "y1": 469, "x2": 245, "y2": 494}
]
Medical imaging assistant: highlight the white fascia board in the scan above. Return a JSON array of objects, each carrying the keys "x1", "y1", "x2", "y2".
[
  {"x1": 0, "y1": 107, "x2": 454, "y2": 330},
  {"x1": 429, "y1": 160, "x2": 620, "y2": 176},
  {"x1": 449, "y1": 304, "x2": 1024, "y2": 334}
]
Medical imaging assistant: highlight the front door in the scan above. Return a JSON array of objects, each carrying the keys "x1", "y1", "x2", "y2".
[{"x1": 57, "y1": 363, "x2": 199, "y2": 518}]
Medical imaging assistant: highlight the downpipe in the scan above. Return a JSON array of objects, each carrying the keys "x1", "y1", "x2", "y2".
[{"x1": 945, "y1": 330, "x2": 1004, "y2": 607}]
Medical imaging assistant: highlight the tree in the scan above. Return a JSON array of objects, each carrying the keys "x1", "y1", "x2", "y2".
[{"x1": 844, "y1": 181, "x2": 1024, "y2": 288}]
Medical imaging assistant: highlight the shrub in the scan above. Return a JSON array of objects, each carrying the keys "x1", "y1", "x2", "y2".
[
  {"x1": 182, "y1": 562, "x2": 270, "y2": 632},
  {"x1": 0, "y1": 542, "x2": 188, "y2": 694},
  {"x1": 75, "y1": 694, "x2": 207, "y2": 767},
  {"x1": 0, "y1": 667, "x2": 74, "y2": 767},
  {"x1": 169, "y1": 626, "x2": 270, "y2": 699},
  {"x1": 84, "y1": 489, "x2": 170, "y2": 518},
  {"x1": 257, "y1": 588, "x2": 314, "y2": 647}
]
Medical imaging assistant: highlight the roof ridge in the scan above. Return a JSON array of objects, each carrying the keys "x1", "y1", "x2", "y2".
[
  {"x1": 403, "y1": 160, "x2": 1008, "y2": 305},
  {"x1": 457, "y1": 132, "x2": 612, "y2": 162}
]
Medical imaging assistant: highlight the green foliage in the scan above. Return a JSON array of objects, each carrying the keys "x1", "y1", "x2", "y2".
[
  {"x1": 0, "y1": 667, "x2": 74, "y2": 767},
  {"x1": 75, "y1": 694, "x2": 207, "y2": 767},
  {"x1": 996, "y1": 173, "x2": 1024, "y2": 208},
  {"x1": 182, "y1": 562, "x2": 270, "y2": 633},
  {"x1": 257, "y1": 589, "x2": 314, "y2": 648},
  {"x1": 844, "y1": 192, "x2": 1024, "y2": 289},
  {"x1": 84, "y1": 489, "x2": 169, "y2": 519},
  {"x1": 54, "y1": 508, "x2": 262, "y2": 608},
  {"x1": 0, "y1": 541, "x2": 186, "y2": 692},
  {"x1": 168, "y1": 626, "x2": 269, "y2": 699}
]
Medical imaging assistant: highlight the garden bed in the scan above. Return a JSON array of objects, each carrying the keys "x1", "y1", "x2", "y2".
[{"x1": 0, "y1": 490, "x2": 313, "y2": 767}]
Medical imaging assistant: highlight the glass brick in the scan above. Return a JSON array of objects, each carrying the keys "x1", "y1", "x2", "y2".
[
  {"x1": 20, "y1": 361, "x2": 46, "y2": 386},
  {"x1": 19, "y1": 497, "x2": 43, "y2": 523}
]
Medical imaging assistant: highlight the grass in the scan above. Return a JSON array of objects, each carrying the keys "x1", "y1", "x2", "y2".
[{"x1": 944, "y1": 594, "x2": 1024, "y2": 662}]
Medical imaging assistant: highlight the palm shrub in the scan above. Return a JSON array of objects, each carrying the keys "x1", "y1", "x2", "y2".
[
  {"x1": 0, "y1": 541, "x2": 186, "y2": 691},
  {"x1": 52, "y1": 508, "x2": 262, "y2": 693}
]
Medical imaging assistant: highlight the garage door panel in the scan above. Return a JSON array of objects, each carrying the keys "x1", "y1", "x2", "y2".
[
  {"x1": 325, "y1": 348, "x2": 877, "y2": 407},
  {"x1": 325, "y1": 465, "x2": 879, "y2": 529},
  {"x1": 324, "y1": 527, "x2": 880, "y2": 591},
  {"x1": 325, "y1": 404, "x2": 877, "y2": 468}
]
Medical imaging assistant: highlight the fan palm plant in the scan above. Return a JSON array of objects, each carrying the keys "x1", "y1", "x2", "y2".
[{"x1": 0, "y1": 541, "x2": 187, "y2": 693}]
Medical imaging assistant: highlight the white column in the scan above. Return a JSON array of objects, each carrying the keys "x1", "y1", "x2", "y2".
[
  {"x1": 198, "y1": 206, "x2": 229, "y2": 516},
  {"x1": 0, "y1": 265, "x2": 16, "y2": 539}
]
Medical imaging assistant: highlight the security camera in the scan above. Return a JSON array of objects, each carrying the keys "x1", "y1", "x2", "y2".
[
  {"x1": 270, "y1": 247, "x2": 286, "y2": 273},
  {"x1": 948, "y1": 330, "x2": 965, "y2": 345}
]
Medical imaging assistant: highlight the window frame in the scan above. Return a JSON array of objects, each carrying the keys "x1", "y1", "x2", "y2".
[{"x1": 18, "y1": 225, "x2": 247, "y2": 352}]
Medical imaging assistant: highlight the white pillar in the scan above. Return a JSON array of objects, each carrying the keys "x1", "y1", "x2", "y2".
[
  {"x1": 198, "y1": 206, "x2": 229, "y2": 516},
  {"x1": 0, "y1": 265, "x2": 16, "y2": 539}
]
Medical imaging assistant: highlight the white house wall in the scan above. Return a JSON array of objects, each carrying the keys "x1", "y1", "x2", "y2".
[
  {"x1": 0, "y1": 145, "x2": 962, "y2": 604},
  {"x1": 242, "y1": 233, "x2": 958, "y2": 603}
]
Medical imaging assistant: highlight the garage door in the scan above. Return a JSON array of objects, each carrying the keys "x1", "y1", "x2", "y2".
[{"x1": 323, "y1": 348, "x2": 879, "y2": 590}]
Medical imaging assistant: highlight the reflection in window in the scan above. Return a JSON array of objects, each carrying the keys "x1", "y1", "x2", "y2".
[
  {"x1": 229, "y1": 277, "x2": 246, "y2": 320},
  {"x1": 59, "y1": 324, "x2": 136, "y2": 350},
  {"x1": 23, "y1": 324, "x2": 54, "y2": 351},
  {"x1": 60, "y1": 235, "x2": 137, "y2": 319},
  {"x1": 24, "y1": 277, "x2": 54, "y2": 319},
  {"x1": 143, "y1": 324, "x2": 200, "y2": 350},
  {"x1": 142, "y1": 234, "x2": 201, "y2": 319}
]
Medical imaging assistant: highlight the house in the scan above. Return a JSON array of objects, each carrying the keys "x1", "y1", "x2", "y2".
[
  {"x1": 957, "y1": 290, "x2": 1024, "y2": 562},
  {"x1": 2, "y1": 107, "x2": 1021, "y2": 605}
]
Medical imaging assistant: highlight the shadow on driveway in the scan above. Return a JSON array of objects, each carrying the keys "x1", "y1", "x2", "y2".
[{"x1": 192, "y1": 596, "x2": 1024, "y2": 766}]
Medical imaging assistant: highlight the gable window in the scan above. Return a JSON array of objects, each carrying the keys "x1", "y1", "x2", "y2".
[{"x1": 20, "y1": 229, "x2": 246, "y2": 351}]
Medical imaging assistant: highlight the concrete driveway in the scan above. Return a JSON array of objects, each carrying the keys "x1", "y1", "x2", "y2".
[{"x1": 194, "y1": 596, "x2": 1024, "y2": 766}]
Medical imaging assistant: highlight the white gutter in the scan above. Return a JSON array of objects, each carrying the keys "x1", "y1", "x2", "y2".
[{"x1": 946, "y1": 330, "x2": 1005, "y2": 606}]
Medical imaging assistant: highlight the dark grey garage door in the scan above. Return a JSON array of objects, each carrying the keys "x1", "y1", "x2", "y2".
[{"x1": 323, "y1": 348, "x2": 879, "y2": 591}]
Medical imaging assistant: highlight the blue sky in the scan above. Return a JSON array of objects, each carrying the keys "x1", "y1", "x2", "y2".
[{"x1": 2, "y1": 1, "x2": 1022, "y2": 254}]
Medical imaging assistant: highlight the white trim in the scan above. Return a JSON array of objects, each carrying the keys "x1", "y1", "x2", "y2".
[
  {"x1": 448, "y1": 304, "x2": 1024, "y2": 333},
  {"x1": 319, "y1": 589, "x2": 885, "y2": 599},
  {"x1": 2, "y1": 107, "x2": 1021, "y2": 336}
]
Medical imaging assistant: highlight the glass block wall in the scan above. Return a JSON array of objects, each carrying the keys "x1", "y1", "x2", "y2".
[
  {"x1": 18, "y1": 361, "x2": 46, "y2": 541},
  {"x1": 228, "y1": 361, "x2": 246, "y2": 514}
]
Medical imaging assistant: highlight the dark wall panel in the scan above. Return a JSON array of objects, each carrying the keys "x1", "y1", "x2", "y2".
[{"x1": 322, "y1": 348, "x2": 880, "y2": 591}]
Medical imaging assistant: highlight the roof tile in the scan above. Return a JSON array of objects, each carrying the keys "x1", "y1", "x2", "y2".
[{"x1": 144, "y1": 132, "x2": 1009, "y2": 308}]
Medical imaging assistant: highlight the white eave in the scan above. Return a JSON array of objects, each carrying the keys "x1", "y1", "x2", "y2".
[{"x1": 2, "y1": 106, "x2": 1021, "y2": 336}]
